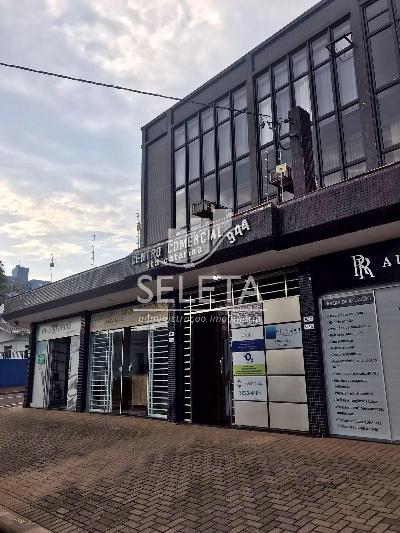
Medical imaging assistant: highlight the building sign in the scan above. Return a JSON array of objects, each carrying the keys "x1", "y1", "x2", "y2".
[
  {"x1": 36, "y1": 353, "x2": 46, "y2": 365},
  {"x1": 231, "y1": 326, "x2": 265, "y2": 352},
  {"x1": 233, "y1": 377, "x2": 268, "y2": 401},
  {"x1": 37, "y1": 317, "x2": 81, "y2": 342},
  {"x1": 90, "y1": 303, "x2": 168, "y2": 332},
  {"x1": 131, "y1": 215, "x2": 251, "y2": 270},
  {"x1": 265, "y1": 322, "x2": 303, "y2": 350},
  {"x1": 320, "y1": 291, "x2": 391, "y2": 440},
  {"x1": 231, "y1": 303, "x2": 263, "y2": 328},
  {"x1": 233, "y1": 351, "x2": 266, "y2": 376}
]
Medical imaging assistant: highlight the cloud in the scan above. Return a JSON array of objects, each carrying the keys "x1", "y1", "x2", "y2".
[{"x1": 0, "y1": 0, "x2": 318, "y2": 279}]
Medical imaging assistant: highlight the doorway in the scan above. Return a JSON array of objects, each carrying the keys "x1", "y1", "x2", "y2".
[
  {"x1": 47, "y1": 337, "x2": 71, "y2": 409},
  {"x1": 191, "y1": 312, "x2": 232, "y2": 425}
]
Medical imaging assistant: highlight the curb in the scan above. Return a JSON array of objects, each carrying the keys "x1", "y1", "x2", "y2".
[{"x1": 0, "y1": 507, "x2": 51, "y2": 533}]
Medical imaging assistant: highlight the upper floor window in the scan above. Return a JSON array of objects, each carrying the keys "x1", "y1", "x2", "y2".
[
  {"x1": 173, "y1": 87, "x2": 250, "y2": 229},
  {"x1": 258, "y1": 18, "x2": 366, "y2": 202},
  {"x1": 364, "y1": 0, "x2": 400, "y2": 164}
]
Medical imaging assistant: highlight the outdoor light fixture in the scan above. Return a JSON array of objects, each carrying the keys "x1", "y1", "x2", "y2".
[{"x1": 212, "y1": 275, "x2": 222, "y2": 281}]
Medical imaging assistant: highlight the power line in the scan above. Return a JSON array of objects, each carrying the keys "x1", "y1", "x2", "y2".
[{"x1": 0, "y1": 60, "x2": 283, "y2": 125}]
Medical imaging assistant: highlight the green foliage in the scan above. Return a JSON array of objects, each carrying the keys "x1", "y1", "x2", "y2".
[{"x1": 0, "y1": 261, "x2": 8, "y2": 305}]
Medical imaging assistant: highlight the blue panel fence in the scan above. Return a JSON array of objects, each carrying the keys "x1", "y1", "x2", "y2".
[{"x1": 0, "y1": 359, "x2": 28, "y2": 388}]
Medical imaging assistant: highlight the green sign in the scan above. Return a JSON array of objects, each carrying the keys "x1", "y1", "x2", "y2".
[
  {"x1": 233, "y1": 364, "x2": 266, "y2": 376},
  {"x1": 36, "y1": 354, "x2": 46, "y2": 365}
]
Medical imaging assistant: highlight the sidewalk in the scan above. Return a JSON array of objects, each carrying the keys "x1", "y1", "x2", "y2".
[
  {"x1": 0, "y1": 387, "x2": 25, "y2": 395},
  {"x1": 1, "y1": 408, "x2": 400, "y2": 533}
]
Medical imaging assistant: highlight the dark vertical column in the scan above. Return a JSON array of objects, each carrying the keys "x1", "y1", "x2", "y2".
[
  {"x1": 298, "y1": 265, "x2": 329, "y2": 437},
  {"x1": 167, "y1": 292, "x2": 184, "y2": 422},
  {"x1": 76, "y1": 312, "x2": 91, "y2": 413},
  {"x1": 245, "y1": 55, "x2": 259, "y2": 207},
  {"x1": 350, "y1": 2, "x2": 380, "y2": 170},
  {"x1": 23, "y1": 323, "x2": 37, "y2": 408},
  {"x1": 289, "y1": 106, "x2": 316, "y2": 198}
]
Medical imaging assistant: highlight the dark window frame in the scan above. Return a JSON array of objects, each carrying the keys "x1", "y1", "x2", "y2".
[
  {"x1": 363, "y1": 0, "x2": 400, "y2": 164},
  {"x1": 172, "y1": 85, "x2": 251, "y2": 229}
]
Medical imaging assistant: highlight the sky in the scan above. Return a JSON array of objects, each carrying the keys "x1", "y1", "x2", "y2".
[{"x1": 0, "y1": 0, "x2": 318, "y2": 281}]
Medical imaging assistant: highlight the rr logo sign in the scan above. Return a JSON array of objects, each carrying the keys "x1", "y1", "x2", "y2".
[{"x1": 352, "y1": 254, "x2": 375, "y2": 280}]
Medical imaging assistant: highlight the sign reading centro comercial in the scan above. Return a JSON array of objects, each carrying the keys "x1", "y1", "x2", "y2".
[{"x1": 131, "y1": 215, "x2": 251, "y2": 270}]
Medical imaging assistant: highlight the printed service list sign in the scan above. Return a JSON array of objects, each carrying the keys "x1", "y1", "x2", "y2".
[
  {"x1": 231, "y1": 326, "x2": 265, "y2": 352},
  {"x1": 233, "y1": 351, "x2": 266, "y2": 376},
  {"x1": 321, "y1": 292, "x2": 391, "y2": 440},
  {"x1": 233, "y1": 377, "x2": 268, "y2": 402},
  {"x1": 231, "y1": 325, "x2": 268, "y2": 402},
  {"x1": 265, "y1": 322, "x2": 303, "y2": 350},
  {"x1": 231, "y1": 304, "x2": 263, "y2": 329}
]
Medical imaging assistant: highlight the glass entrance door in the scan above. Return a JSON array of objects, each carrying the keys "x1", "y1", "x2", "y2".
[
  {"x1": 121, "y1": 328, "x2": 149, "y2": 416},
  {"x1": 47, "y1": 337, "x2": 71, "y2": 409}
]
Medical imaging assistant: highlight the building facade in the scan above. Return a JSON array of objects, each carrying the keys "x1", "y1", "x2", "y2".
[{"x1": 4, "y1": 0, "x2": 400, "y2": 443}]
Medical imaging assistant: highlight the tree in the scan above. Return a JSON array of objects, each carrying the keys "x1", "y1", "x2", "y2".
[{"x1": 0, "y1": 261, "x2": 9, "y2": 305}]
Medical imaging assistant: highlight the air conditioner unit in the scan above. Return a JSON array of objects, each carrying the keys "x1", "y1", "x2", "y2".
[
  {"x1": 192, "y1": 199, "x2": 216, "y2": 219},
  {"x1": 269, "y1": 163, "x2": 292, "y2": 188}
]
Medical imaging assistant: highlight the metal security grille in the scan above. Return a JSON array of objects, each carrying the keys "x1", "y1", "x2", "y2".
[
  {"x1": 182, "y1": 270, "x2": 299, "y2": 422},
  {"x1": 148, "y1": 325, "x2": 169, "y2": 419},
  {"x1": 88, "y1": 331, "x2": 112, "y2": 413}
]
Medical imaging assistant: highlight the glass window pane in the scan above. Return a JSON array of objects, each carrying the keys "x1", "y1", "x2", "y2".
[
  {"x1": 174, "y1": 125, "x2": 185, "y2": 148},
  {"x1": 292, "y1": 48, "x2": 308, "y2": 79},
  {"x1": 189, "y1": 181, "x2": 202, "y2": 227},
  {"x1": 312, "y1": 34, "x2": 329, "y2": 66},
  {"x1": 315, "y1": 63, "x2": 335, "y2": 117},
  {"x1": 187, "y1": 116, "x2": 199, "y2": 141},
  {"x1": 370, "y1": 27, "x2": 399, "y2": 89},
  {"x1": 336, "y1": 49, "x2": 358, "y2": 106},
  {"x1": 219, "y1": 165, "x2": 234, "y2": 209},
  {"x1": 274, "y1": 60, "x2": 289, "y2": 89},
  {"x1": 322, "y1": 171, "x2": 343, "y2": 187},
  {"x1": 175, "y1": 147, "x2": 186, "y2": 188},
  {"x1": 233, "y1": 87, "x2": 247, "y2": 112},
  {"x1": 202, "y1": 130, "x2": 215, "y2": 174},
  {"x1": 259, "y1": 98, "x2": 273, "y2": 146},
  {"x1": 236, "y1": 157, "x2": 251, "y2": 206},
  {"x1": 347, "y1": 161, "x2": 367, "y2": 179},
  {"x1": 333, "y1": 20, "x2": 352, "y2": 54},
  {"x1": 188, "y1": 139, "x2": 200, "y2": 181},
  {"x1": 204, "y1": 173, "x2": 217, "y2": 203},
  {"x1": 378, "y1": 84, "x2": 400, "y2": 149},
  {"x1": 368, "y1": 11, "x2": 390, "y2": 33},
  {"x1": 257, "y1": 71, "x2": 271, "y2": 100},
  {"x1": 234, "y1": 114, "x2": 249, "y2": 157},
  {"x1": 342, "y1": 105, "x2": 365, "y2": 164},
  {"x1": 175, "y1": 188, "x2": 186, "y2": 228},
  {"x1": 218, "y1": 121, "x2": 232, "y2": 166},
  {"x1": 261, "y1": 146, "x2": 278, "y2": 202},
  {"x1": 294, "y1": 75, "x2": 312, "y2": 118},
  {"x1": 276, "y1": 87, "x2": 291, "y2": 135},
  {"x1": 394, "y1": 0, "x2": 400, "y2": 17},
  {"x1": 385, "y1": 148, "x2": 400, "y2": 163},
  {"x1": 366, "y1": 0, "x2": 388, "y2": 20},
  {"x1": 201, "y1": 107, "x2": 214, "y2": 132},
  {"x1": 217, "y1": 97, "x2": 230, "y2": 123},
  {"x1": 319, "y1": 115, "x2": 341, "y2": 172}
]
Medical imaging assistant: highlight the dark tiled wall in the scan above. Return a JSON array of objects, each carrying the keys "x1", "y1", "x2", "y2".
[{"x1": 298, "y1": 267, "x2": 329, "y2": 437}]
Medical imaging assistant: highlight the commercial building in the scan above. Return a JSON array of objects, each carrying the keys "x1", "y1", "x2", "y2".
[{"x1": 4, "y1": 0, "x2": 400, "y2": 442}]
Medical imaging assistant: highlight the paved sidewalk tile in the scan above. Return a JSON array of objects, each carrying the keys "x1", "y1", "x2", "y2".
[{"x1": 1, "y1": 409, "x2": 400, "y2": 532}]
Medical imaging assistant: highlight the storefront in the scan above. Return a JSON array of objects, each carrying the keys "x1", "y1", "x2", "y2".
[
  {"x1": 31, "y1": 316, "x2": 82, "y2": 411},
  {"x1": 181, "y1": 270, "x2": 310, "y2": 432},
  {"x1": 87, "y1": 303, "x2": 169, "y2": 418},
  {"x1": 313, "y1": 238, "x2": 400, "y2": 443}
]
